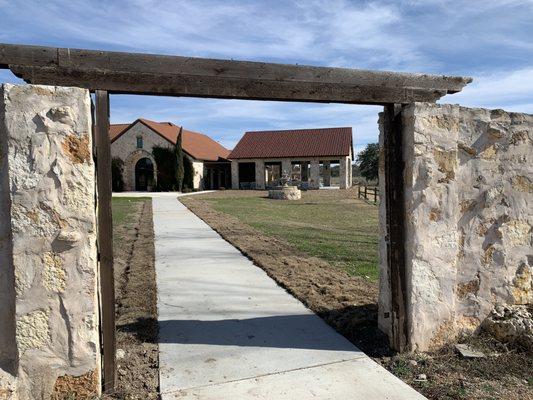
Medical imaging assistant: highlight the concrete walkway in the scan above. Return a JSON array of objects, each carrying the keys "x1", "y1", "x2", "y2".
[{"x1": 153, "y1": 196, "x2": 425, "y2": 399}]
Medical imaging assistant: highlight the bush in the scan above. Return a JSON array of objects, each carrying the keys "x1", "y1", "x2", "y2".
[
  {"x1": 152, "y1": 146, "x2": 177, "y2": 191},
  {"x1": 111, "y1": 157, "x2": 124, "y2": 192}
]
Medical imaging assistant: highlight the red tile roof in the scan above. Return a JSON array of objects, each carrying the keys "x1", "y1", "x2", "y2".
[
  {"x1": 228, "y1": 127, "x2": 353, "y2": 159},
  {"x1": 110, "y1": 119, "x2": 230, "y2": 161}
]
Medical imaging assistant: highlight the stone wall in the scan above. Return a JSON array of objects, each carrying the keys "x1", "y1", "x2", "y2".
[
  {"x1": 378, "y1": 102, "x2": 532, "y2": 351},
  {"x1": 0, "y1": 84, "x2": 100, "y2": 399},
  {"x1": 111, "y1": 122, "x2": 169, "y2": 191},
  {"x1": 111, "y1": 122, "x2": 206, "y2": 191}
]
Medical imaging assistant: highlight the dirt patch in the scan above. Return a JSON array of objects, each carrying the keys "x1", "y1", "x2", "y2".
[
  {"x1": 108, "y1": 198, "x2": 159, "y2": 399},
  {"x1": 381, "y1": 334, "x2": 533, "y2": 400},
  {"x1": 180, "y1": 193, "x2": 389, "y2": 357}
]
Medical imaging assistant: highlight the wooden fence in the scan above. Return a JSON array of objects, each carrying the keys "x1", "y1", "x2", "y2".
[{"x1": 358, "y1": 185, "x2": 379, "y2": 204}]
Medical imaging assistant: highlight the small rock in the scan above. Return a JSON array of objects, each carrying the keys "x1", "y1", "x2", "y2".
[
  {"x1": 408, "y1": 360, "x2": 418, "y2": 367},
  {"x1": 455, "y1": 343, "x2": 485, "y2": 358},
  {"x1": 415, "y1": 373, "x2": 427, "y2": 382},
  {"x1": 116, "y1": 348, "x2": 126, "y2": 359}
]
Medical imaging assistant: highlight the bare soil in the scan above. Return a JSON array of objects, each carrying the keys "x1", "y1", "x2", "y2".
[
  {"x1": 181, "y1": 190, "x2": 533, "y2": 400},
  {"x1": 109, "y1": 198, "x2": 159, "y2": 399}
]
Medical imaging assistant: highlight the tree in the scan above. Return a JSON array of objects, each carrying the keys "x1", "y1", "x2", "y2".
[
  {"x1": 356, "y1": 143, "x2": 379, "y2": 182},
  {"x1": 175, "y1": 127, "x2": 185, "y2": 192}
]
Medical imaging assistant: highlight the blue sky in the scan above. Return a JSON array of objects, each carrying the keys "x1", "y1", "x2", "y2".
[{"x1": 1, "y1": 0, "x2": 532, "y2": 153}]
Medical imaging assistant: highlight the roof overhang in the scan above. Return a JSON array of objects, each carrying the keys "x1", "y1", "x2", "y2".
[{"x1": 0, "y1": 43, "x2": 472, "y2": 105}]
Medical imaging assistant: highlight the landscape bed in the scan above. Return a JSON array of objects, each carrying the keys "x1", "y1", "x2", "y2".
[
  {"x1": 180, "y1": 189, "x2": 532, "y2": 400},
  {"x1": 109, "y1": 197, "x2": 159, "y2": 399}
]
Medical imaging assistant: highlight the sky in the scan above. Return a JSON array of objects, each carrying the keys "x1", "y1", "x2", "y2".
[{"x1": 1, "y1": 0, "x2": 532, "y2": 154}]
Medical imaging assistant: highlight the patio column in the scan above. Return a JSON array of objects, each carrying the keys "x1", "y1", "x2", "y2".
[
  {"x1": 255, "y1": 160, "x2": 265, "y2": 189},
  {"x1": 340, "y1": 156, "x2": 350, "y2": 189},
  {"x1": 323, "y1": 161, "x2": 331, "y2": 186},
  {"x1": 231, "y1": 160, "x2": 239, "y2": 189},
  {"x1": 301, "y1": 161, "x2": 309, "y2": 182},
  {"x1": 309, "y1": 159, "x2": 320, "y2": 189},
  {"x1": 281, "y1": 159, "x2": 292, "y2": 179}
]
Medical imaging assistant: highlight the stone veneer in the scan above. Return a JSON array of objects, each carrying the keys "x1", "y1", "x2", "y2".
[
  {"x1": 379, "y1": 102, "x2": 532, "y2": 351},
  {"x1": 111, "y1": 121, "x2": 204, "y2": 191},
  {"x1": 0, "y1": 84, "x2": 100, "y2": 399}
]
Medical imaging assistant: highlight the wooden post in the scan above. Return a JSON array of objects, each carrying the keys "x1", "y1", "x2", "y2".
[
  {"x1": 364, "y1": 185, "x2": 367, "y2": 200},
  {"x1": 94, "y1": 90, "x2": 116, "y2": 391},
  {"x1": 374, "y1": 188, "x2": 378, "y2": 204},
  {"x1": 383, "y1": 104, "x2": 408, "y2": 352}
]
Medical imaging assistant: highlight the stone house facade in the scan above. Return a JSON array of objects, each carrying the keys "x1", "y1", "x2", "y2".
[
  {"x1": 229, "y1": 127, "x2": 353, "y2": 190},
  {"x1": 110, "y1": 118, "x2": 231, "y2": 191}
]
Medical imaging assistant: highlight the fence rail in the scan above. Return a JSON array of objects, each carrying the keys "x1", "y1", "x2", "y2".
[{"x1": 358, "y1": 185, "x2": 379, "y2": 204}]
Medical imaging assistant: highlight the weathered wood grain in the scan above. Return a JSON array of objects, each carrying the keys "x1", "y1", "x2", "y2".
[
  {"x1": 1, "y1": 43, "x2": 471, "y2": 104},
  {"x1": 383, "y1": 104, "x2": 408, "y2": 352},
  {"x1": 94, "y1": 90, "x2": 116, "y2": 392}
]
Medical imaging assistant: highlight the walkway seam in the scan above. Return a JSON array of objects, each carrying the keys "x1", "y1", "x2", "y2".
[{"x1": 161, "y1": 356, "x2": 368, "y2": 394}]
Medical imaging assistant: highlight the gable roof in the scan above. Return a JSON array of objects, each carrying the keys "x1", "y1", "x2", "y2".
[
  {"x1": 110, "y1": 118, "x2": 231, "y2": 161},
  {"x1": 228, "y1": 127, "x2": 353, "y2": 160}
]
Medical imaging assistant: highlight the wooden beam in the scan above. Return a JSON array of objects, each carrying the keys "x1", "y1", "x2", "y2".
[
  {"x1": 94, "y1": 90, "x2": 116, "y2": 392},
  {"x1": 0, "y1": 43, "x2": 472, "y2": 105},
  {"x1": 383, "y1": 104, "x2": 408, "y2": 352}
]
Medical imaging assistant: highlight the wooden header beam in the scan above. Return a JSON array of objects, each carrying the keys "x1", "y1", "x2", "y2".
[{"x1": 0, "y1": 43, "x2": 471, "y2": 105}]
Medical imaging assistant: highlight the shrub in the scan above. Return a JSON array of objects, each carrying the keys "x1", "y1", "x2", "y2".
[{"x1": 111, "y1": 157, "x2": 124, "y2": 192}]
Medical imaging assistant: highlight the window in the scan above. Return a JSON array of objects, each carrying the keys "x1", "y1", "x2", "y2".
[{"x1": 136, "y1": 136, "x2": 143, "y2": 149}]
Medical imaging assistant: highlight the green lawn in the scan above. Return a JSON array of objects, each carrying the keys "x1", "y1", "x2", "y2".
[
  {"x1": 203, "y1": 191, "x2": 379, "y2": 280},
  {"x1": 112, "y1": 197, "x2": 150, "y2": 226}
]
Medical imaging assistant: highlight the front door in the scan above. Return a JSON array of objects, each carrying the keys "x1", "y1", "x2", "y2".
[{"x1": 135, "y1": 158, "x2": 154, "y2": 191}]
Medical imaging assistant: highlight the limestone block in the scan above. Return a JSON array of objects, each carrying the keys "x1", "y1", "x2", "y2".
[
  {"x1": 378, "y1": 102, "x2": 533, "y2": 351},
  {"x1": 483, "y1": 305, "x2": 533, "y2": 350},
  {"x1": 0, "y1": 84, "x2": 100, "y2": 399},
  {"x1": 268, "y1": 186, "x2": 301, "y2": 200}
]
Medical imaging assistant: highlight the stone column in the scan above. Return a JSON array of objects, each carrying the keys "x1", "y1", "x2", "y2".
[
  {"x1": 301, "y1": 162, "x2": 309, "y2": 182},
  {"x1": 281, "y1": 159, "x2": 292, "y2": 179},
  {"x1": 323, "y1": 161, "x2": 331, "y2": 186},
  {"x1": 255, "y1": 160, "x2": 266, "y2": 189},
  {"x1": 309, "y1": 159, "x2": 320, "y2": 189},
  {"x1": 0, "y1": 84, "x2": 100, "y2": 399},
  {"x1": 339, "y1": 156, "x2": 350, "y2": 189},
  {"x1": 378, "y1": 103, "x2": 533, "y2": 352},
  {"x1": 231, "y1": 160, "x2": 239, "y2": 189}
]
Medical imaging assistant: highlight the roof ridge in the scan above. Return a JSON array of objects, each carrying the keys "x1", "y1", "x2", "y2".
[{"x1": 245, "y1": 126, "x2": 352, "y2": 134}]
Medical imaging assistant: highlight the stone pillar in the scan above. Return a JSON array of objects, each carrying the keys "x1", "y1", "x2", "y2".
[
  {"x1": 309, "y1": 159, "x2": 320, "y2": 189},
  {"x1": 231, "y1": 160, "x2": 239, "y2": 189},
  {"x1": 339, "y1": 156, "x2": 350, "y2": 189},
  {"x1": 0, "y1": 84, "x2": 100, "y2": 398},
  {"x1": 301, "y1": 162, "x2": 309, "y2": 182},
  {"x1": 323, "y1": 161, "x2": 331, "y2": 186},
  {"x1": 281, "y1": 159, "x2": 292, "y2": 179},
  {"x1": 378, "y1": 102, "x2": 533, "y2": 352},
  {"x1": 255, "y1": 160, "x2": 266, "y2": 189}
]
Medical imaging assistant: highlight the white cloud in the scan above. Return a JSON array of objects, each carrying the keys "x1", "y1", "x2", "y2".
[{"x1": 444, "y1": 67, "x2": 533, "y2": 112}]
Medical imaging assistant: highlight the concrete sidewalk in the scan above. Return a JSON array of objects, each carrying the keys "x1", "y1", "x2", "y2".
[{"x1": 153, "y1": 197, "x2": 425, "y2": 399}]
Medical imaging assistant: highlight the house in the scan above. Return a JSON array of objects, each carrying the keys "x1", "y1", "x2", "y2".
[
  {"x1": 228, "y1": 127, "x2": 353, "y2": 189},
  {"x1": 110, "y1": 118, "x2": 231, "y2": 191}
]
